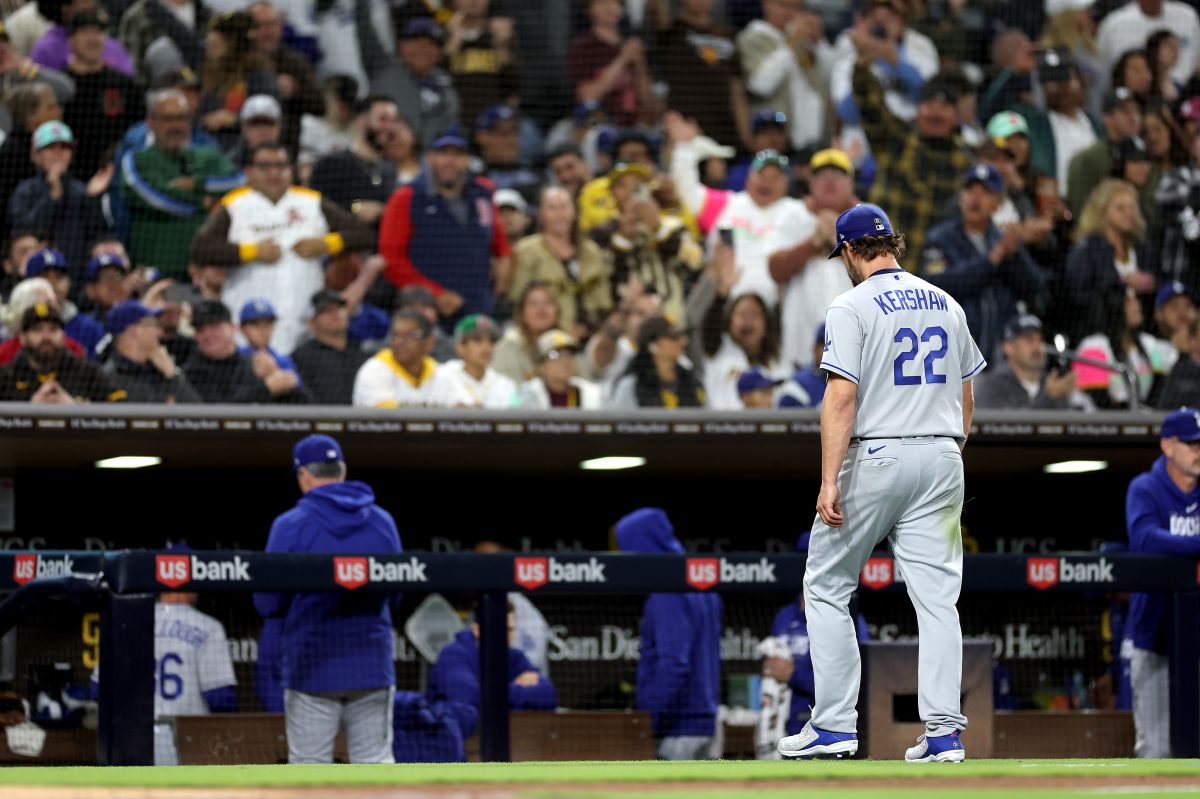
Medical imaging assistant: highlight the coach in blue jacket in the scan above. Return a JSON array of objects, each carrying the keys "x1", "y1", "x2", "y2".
[
  {"x1": 253, "y1": 434, "x2": 403, "y2": 764},
  {"x1": 427, "y1": 603, "x2": 556, "y2": 737},
  {"x1": 1124, "y1": 408, "x2": 1200, "y2": 758},
  {"x1": 616, "y1": 507, "x2": 723, "y2": 760}
]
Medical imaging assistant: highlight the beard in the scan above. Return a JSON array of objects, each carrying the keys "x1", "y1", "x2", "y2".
[{"x1": 842, "y1": 252, "x2": 864, "y2": 286}]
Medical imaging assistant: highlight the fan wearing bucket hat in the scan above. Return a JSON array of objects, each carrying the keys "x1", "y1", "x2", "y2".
[
  {"x1": 0, "y1": 302, "x2": 124, "y2": 403},
  {"x1": 437, "y1": 314, "x2": 519, "y2": 408},
  {"x1": 10, "y1": 121, "x2": 107, "y2": 274},
  {"x1": 918, "y1": 163, "x2": 1044, "y2": 360}
]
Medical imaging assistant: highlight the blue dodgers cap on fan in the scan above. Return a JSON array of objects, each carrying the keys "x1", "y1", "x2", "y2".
[
  {"x1": 239, "y1": 298, "x2": 277, "y2": 323},
  {"x1": 751, "y1": 109, "x2": 788, "y2": 133},
  {"x1": 1161, "y1": 408, "x2": 1200, "y2": 441},
  {"x1": 105, "y1": 300, "x2": 164, "y2": 337},
  {"x1": 828, "y1": 203, "x2": 893, "y2": 259},
  {"x1": 736, "y1": 366, "x2": 784, "y2": 395},
  {"x1": 86, "y1": 253, "x2": 130, "y2": 282},
  {"x1": 430, "y1": 126, "x2": 468, "y2": 151},
  {"x1": 1155, "y1": 280, "x2": 1192, "y2": 310},
  {"x1": 963, "y1": 162, "x2": 1004, "y2": 194},
  {"x1": 476, "y1": 103, "x2": 516, "y2": 131},
  {"x1": 292, "y1": 434, "x2": 345, "y2": 474},
  {"x1": 24, "y1": 248, "x2": 68, "y2": 277}
]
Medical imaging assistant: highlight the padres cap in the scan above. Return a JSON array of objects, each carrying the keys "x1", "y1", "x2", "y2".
[
  {"x1": 21, "y1": 302, "x2": 63, "y2": 332},
  {"x1": 828, "y1": 204, "x2": 894, "y2": 259},
  {"x1": 535, "y1": 329, "x2": 580, "y2": 360},
  {"x1": 292, "y1": 434, "x2": 345, "y2": 474},
  {"x1": 1161, "y1": 408, "x2": 1200, "y2": 442}
]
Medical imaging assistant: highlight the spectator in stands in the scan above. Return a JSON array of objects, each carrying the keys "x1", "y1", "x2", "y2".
[
  {"x1": 1155, "y1": 124, "x2": 1200, "y2": 287},
  {"x1": 112, "y1": 69, "x2": 217, "y2": 192},
  {"x1": 1066, "y1": 88, "x2": 1143, "y2": 215},
  {"x1": 427, "y1": 601, "x2": 557, "y2": 738},
  {"x1": 1111, "y1": 136, "x2": 1162, "y2": 247},
  {"x1": 445, "y1": 0, "x2": 518, "y2": 139},
  {"x1": 83, "y1": 253, "x2": 133, "y2": 326},
  {"x1": 1040, "y1": 0, "x2": 1104, "y2": 115},
  {"x1": 438, "y1": 314, "x2": 518, "y2": 409},
  {"x1": 291, "y1": 289, "x2": 369, "y2": 406},
  {"x1": 657, "y1": 0, "x2": 748, "y2": 150},
  {"x1": 1075, "y1": 285, "x2": 1171, "y2": 408},
  {"x1": 248, "y1": 2, "x2": 322, "y2": 157},
  {"x1": 475, "y1": 105, "x2": 540, "y2": 203},
  {"x1": 974, "y1": 314, "x2": 1080, "y2": 410},
  {"x1": 577, "y1": 130, "x2": 666, "y2": 233},
  {"x1": 183, "y1": 300, "x2": 307, "y2": 404},
  {"x1": 519, "y1": 329, "x2": 602, "y2": 409},
  {"x1": 1111, "y1": 49, "x2": 1154, "y2": 109},
  {"x1": 121, "y1": 88, "x2": 242, "y2": 279},
  {"x1": 238, "y1": 298, "x2": 304, "y2": 387},
  {"x1": 309, "y1": 96, "x2": 400, "y2": 229},
  {"x1": 399, "y1": 286, "x2": 455, "y2": 363},
  {"x1": 355, "y1": 6, "x2": 458, "y2": 150},
  {"x1": 298, "y1": 75, "x2": 358, "y2": 181},
  {"x1": 103, "y1": 299, "x2": 200, "y2": 403},
  {"x1": 23, "y1": 247, "x2": 101, "y2": 358},
  {"x1": 1098, "y1": 1, "x2": 1200, "y2": 93},
  {"x1": 738, "y1": 0, "x2": 833, "y2": 152},
  {"x1": 590, "y1": 162, "x2": 702, "y2": 324},
  {"x1": 1042, "y1": 50, "x2": 1103, "y2": 194},
  {"x1": 1158, "y1": 313, "x2": 1200, "y2": 407},
  {"x1": 0, "y1": 82, "x2": 62, "y2": 234},
  {"x1": 10, "y1": 121, "x2": 108, "y2": 276},
  {"x1": 190, "y1": 142, "x2": 373, "y2": 354},
  {"x1": 225, "y1": 95, "x2": 283, "y2": 167},
  {"x1": 1064, "y1": 178, "x2": 1157, "y2": 342},
  {"x1": 0, "y1": 18, "x2": 75, "y2": 116},
  {"x1": 722, "y1": 109, "x2": 789, "y2": 192},
  {"x1": 254, "y1": 435, "x2": 403, "y2": 764},
  {"x1": 769, "y1": 148, "x2": 858, "y2": 369},
  {"x1": 1146, "y1": 31, "x2": 1182, "y2": 106},
  {"x1": 696, "y1": 287, "x2": 783, "y2": 410},
  {"x1": 852, "y1": 62, "x2": 971, "y2": 270},
  {"x1": 582, "y1": 284, "x2": 663, "y2": 401},
  {"x1": 31, "y1": 0, "x2": 133, "y2": 76},
  {"x1": 177, "y1": 262, "x2": 226, "y2": 306},
  {"x1": 510, "y1": 186, "x2": 612, "y2": 340},
  {"x1": 196, "y1": 11, "x2": 278, "y2": 154},
  {"x1": 117, "y1": 0, "x2": 210, "y2": 83},
  {"x1": 616, "y1": 508, "x2": 721, "y2": 760},
  {"x1": 0, "y1": 302, "x2": 122, "y2": 402},
  {"x1": 384, "y1": 114, "x2": 423, "y2": 187},
  {"x1": 378, "y1": 128, "x2": 513, "y2": 324},
  {"x1": 494, "y1": 189, "x2": 532, "y2": 246},
  {"x1": 320, "y1": 254, "x2": 390, "y2": 351},
  {"x1": 0, "y1": 274, "x2": 88, "y2": 364},
  {"x1": 352, "y1": 309, "x2": 454, "y2": 408},
  {"x1": 547, "y1": 144, "x2": 594, "y2": 199},
  {"x1": 612, "y1": 315, "x2": 706, "y2": 409},
  {"x1": 568, "y1": 0, "x2": 653, "y2": 127},
  {"x1": 1153, "y1": 281, "x2": 1196, "y2": 356},
  {"x1": 471, "y1": 540, "x2": 553, "y2": 675},
  {"x1": 776, "y1": 324, "x2": 830, "y2": 408},
  {"x1": 919, "y1": 163, "x2": 1045, "y2": 360},
  {"x1": 493, "y1": 281, "x2": 560, "y2": 384},
  {"x1": 736, "y1": 366, "x2": 783, "y2": 409},
  {"x1": 60, "y1": 11, "x2": 142, "y2": 180},
  {"x1": 1123, "y1": 407, "x2": 1200, "y2": 757},
  {"x1": 0, "y1": 230, "x2": 44, "y2": 303},
  {"x1": 1143, "y1": 102, "x2": 1189, "y2": 176}
]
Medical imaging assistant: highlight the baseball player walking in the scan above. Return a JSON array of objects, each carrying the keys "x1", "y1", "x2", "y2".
[{"x1": 777, "y1": 204, "x2": 984, "y2": 763}]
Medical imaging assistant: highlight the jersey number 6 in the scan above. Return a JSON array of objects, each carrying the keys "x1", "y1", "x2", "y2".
[{"x1": 893, "y1": 327, "x2": 948, "y2": 386}]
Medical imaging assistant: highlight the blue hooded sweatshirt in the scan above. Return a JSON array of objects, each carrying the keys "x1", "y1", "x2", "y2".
[
  {"x1": 427, "y1": 628, "x2": 557, "y2": 736},
  {"x1": 615, "y1": 507, "x2": 723, "y2": 738},
  {"x1": 1125, "y1": 455, "x2": 1200, "y2": 652},
  {"x1": 771, "y1": 601, "x2": 869, "y2": 735},
  {"x1": 252, "y1": 481, "x2": 402, "y2": 693}
]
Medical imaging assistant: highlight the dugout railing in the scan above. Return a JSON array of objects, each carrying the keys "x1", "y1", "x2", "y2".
[{"x1": 0, "y1": 550, "x2": 1196, "y2": 765}]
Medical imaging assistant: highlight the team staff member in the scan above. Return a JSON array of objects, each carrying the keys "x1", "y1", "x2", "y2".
[
  {"x1": 253, "y1": 435, "x2": 403, "y2": 764},
  {"x1": 1124, "y1": 408, "x2": 1200, "y2": 758},
  {"x1": 778, "y1": 204, "x2": 984, "y2": 763}
]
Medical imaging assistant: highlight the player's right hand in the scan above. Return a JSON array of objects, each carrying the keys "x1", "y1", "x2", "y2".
[{"x1": 816, "y1": 483, "x2": 844, "y2": 528}]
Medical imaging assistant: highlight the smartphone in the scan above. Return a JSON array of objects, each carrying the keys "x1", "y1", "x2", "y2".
[
  {"x1": 719, "y1": 228, "x2": 735, "y2": 247},
  {"x1": 164, "y1": 282, "x2": 195, "y2": 304},
  {"x1": 870, "y1": 23, "x2": 888, "y2": 40}
]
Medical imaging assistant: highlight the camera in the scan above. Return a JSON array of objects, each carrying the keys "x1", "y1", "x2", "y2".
[
  {"x1": 870, "y1": 23, "x2": 888, "y2": 40},
  {"x1": 1046, "y1": 334, "x2": 1071, "y2": 376}
]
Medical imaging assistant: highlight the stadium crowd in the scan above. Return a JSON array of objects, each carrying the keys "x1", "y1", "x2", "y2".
[{"x1": 0, "y1": 0, "x2": 1198, "y2": 411}]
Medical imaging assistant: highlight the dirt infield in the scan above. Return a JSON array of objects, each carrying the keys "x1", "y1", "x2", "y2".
[{"x1": 5, "y1": 774, "x2": 1200, "y2": 799}]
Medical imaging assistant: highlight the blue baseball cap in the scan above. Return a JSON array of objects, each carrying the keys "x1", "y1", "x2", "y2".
[
  {"x1": 401, "y1": 17, "x2": 444, "y2": 43},
  {"x1": 1161, "y1": 408, "x2": 1200, "y2": 441},
  {"x1": 24, "y1": 248, "x2": 68, "y2": 277},
  {"x1": 828, "y1": 203, "x2": 894, "y2": 259},
  {"x1": 430, "y1": 126, "x2": 468, "y2": 151},
  {"x1": 476, "y1": 104, "x2": 516, "y2": 131},
  {"x1": 1003, "y1": 313, "x2": 1043, "y2": 342},
  {"x1": 737, "y1": 366, "x2": 784, "y2": 395},
  {"x1": 574, "y1": 100, "x2": 604, "y2": 123},
  {"x1": 292, "y1": 434, "x2": 345, "y2": 474},
  {"x1": 963, "y1": 162, "x2": 1003, "y2": 194},
  {"x1": 751, "y1": 109, "x2": 788, "y2": 133},
  {"x1": 239, "y1": 298, "x2": 277, "y2": 324},
  {"x1": 1156, "y1": 281, "x2": 1192, "y2": 310},
  {"x1": 86, "y1": 253, "x2": 130, "y2": 282},
  {"x1": 105, "y1": 300, "x2": 164, "y2": 337}
]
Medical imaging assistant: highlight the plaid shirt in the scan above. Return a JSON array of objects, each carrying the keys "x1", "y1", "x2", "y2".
[{"x1": 853, "y1": 62, "x2": 974, "y2": 271}]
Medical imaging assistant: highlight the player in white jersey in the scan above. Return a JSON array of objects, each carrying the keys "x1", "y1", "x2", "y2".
[
  {"x1": 153, "y1": 592, "x2": 237, "y2": 765},
  {"x1": 778, "y1": 204, "x2": 983, "y2": 764}
]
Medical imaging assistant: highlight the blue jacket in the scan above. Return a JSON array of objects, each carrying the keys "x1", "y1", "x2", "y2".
[
  {"x1": 66, "y1": 313, "x2": 103, "y2": 361},
  {"x1": 771, "y1": 600, "x2": 868, "y2": 735},
  {"x1": 254, "y1": 618, "x2": 284, "y2": 712},
  {"x1": 1125, "y1": 455, "x2": 1200, "y2": 652},
  {"x1": 392, "y1": 690, "x2": 472, "y2": 763},
  {"x1": 427, "y1": 628, "x2": 557, "y2": 736},
  {"x1": 252, "y1": 481, "x2": 402, "y2": 692},
  {"x1": 237, "y1": 346, "x2": 304, "y2": 386},
  {"x1": 616, "y1": 507, "x2": 723, "y2": 738},
  {"x1": 918, "y1": 218, "x2": 1045, "y2": 361}
]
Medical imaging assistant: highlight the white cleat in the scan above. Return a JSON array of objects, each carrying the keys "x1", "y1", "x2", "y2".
[
  {"x1": 778, "y1": 721, "x2": 859, "y2": 759},
  {"x1": 905, "y1": 731, "x2": 966, "y2": 763}
]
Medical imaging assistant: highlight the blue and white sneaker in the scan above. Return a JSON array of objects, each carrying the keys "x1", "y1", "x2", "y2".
[
  {"x1": 778, "y1": 721, "x2": 859, "y2": 758},
  {"x1": 905, "y1": 730, "x2": 966, "y2": 763}
]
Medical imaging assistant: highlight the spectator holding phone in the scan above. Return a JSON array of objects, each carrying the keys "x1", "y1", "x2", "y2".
[{"x1": 974, "y1": 314, "x2": 1083, "y2": 410}]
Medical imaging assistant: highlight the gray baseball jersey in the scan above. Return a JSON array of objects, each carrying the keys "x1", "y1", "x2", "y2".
[{"x1": 820, "y1": 267, "x2": 985, "y2": 438}]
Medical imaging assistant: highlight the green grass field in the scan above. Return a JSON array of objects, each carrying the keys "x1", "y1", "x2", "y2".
[{"x1": 0, "y1": 760, "x2": 1198, "y2": 799}]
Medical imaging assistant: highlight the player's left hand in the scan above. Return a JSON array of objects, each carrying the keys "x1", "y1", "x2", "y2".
[{"x1": 816, "y1": 483, "x2": 844, "y2": 527}]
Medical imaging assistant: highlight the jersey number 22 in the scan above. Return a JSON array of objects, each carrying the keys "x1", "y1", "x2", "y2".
[{"x1": 893, "y1": 327, "x2": 948, "y2": 386}]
